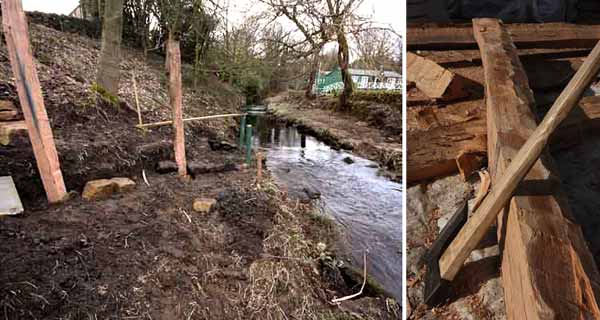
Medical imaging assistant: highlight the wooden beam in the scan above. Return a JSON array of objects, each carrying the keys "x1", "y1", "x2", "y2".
[
  {"x1": 439, "y1": 18, "x2": 600, "y2": 318},
  {"x1": 408, "y1": 23, "x2": 600, "y2": 51},
  {"x1": 167, "y1": 38, "x2": 187, "y2": 177},
  {"x1": 2, "y1": 0, "x2": 67, "y2": 203},
  {"x1": 406, "y1": 52, "x2": 467, "y2": 100}
]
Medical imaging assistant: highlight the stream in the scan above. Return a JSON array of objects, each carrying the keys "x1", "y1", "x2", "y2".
[{"x1": 250, "y1": 116, "x2": 403, "y2": 301}]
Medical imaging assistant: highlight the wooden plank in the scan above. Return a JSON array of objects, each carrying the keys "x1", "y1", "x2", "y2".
[
  {"x1": 471, "y1": 18, "x2": 600, "y2": 319},
  {"x1": 406, "y1": 52, "x2": 467, "y2": 100},
  {"x1": 408, "y1": 23, "x2": 600, "y2": 51},
  {"x1": 0, "y1": 176, "x2": 24, "y2": 216},
  {"x1": 438, "y1": 19, "x2": 600, "y2": 318},
  {"x1": 2, "y1": 0, "x2": 67, "y2": 203},
  {"x1": 167, "y1": 38, "x2": 187, "y2": 177}
]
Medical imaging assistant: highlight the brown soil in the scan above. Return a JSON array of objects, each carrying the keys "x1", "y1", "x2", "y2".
[{"x1": 266, "y1": 92, "x2": 403, "y2": 182}]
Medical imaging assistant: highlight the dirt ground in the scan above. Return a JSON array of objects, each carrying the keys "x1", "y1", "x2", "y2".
[
  {"x1": 0, "y1": 168, "x2": 400, "y2": 319},
  {"x1": 266, "y1": 92, "x2": 403, "y2": 182},
  {"x1": 0, "y1": 21, "x2": 399, "y2": 319}
]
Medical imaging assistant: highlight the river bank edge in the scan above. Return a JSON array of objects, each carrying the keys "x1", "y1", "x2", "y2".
[{"x1": 265, "y1": 94, "x2": 403, "y2": 183}]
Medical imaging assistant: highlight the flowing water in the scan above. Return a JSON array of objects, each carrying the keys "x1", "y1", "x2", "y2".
[{"x1": 250, "y1": 116, "x2": 403, "y2": 301}]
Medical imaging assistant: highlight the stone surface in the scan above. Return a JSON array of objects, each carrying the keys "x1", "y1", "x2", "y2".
[
  {"x1": 193, "y1": 198, "x2": 217, "y2": 213},
  {"x1": 156, "y1": 160, "x2": 178, "y2": 174},
  {"x1": 110, "y1": 177, "x2": 136, "y2": 192},
  {"x1": 82, "y1": 179, "x2": 117, "y2": 200},
  {"x1": 208, "y1": 139, "x2": 238, "y2": 151},
  {"x1": 0, "y1": 121, "x2": 27, "y2": 146}
]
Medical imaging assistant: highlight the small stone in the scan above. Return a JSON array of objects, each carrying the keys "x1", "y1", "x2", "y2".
[
  {"x1": 82, "y1": 179, "x2": 117, "y2": 200},
  {"x1": 317, "y1": 242, "x2": 327, "y2": 252},
  {"x1": 0, "y1": 121, "x2": 27, "y2": 146},
  {"x1": 110, "y1": 177, "x2": 136, "y2": 192},
  {"x1": 193, "y1": 198, "x2": 217, "y2": 213},
  {"x1": 156, "y1": 160, "x2": 178, "y2": 174},
  {"x1": 342, "y1": 156, "x2": 355, "y2": 164}
]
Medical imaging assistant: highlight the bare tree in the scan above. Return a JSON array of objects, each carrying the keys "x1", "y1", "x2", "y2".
[
  {"x1": 96, "y1": 0, "x2": 124, "y2": 97},
  {"x1": 260, "y1": 0, "x2": 330, "y2": 99},
  {"x1": 354, "y1": 28, "x2": 399, "y2": 72},
  {"x1": 325, "y1": 0, "x2": 364, "y2": 109}
]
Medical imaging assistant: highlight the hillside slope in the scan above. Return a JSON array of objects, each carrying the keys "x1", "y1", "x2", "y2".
[{"x1": 0, "y1": 19, "x2": 243, "y2": 205}]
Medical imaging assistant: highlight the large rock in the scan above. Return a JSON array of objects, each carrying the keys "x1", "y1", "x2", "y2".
[
  {"x1": 82, "y1": 179, "x2": 117, "y2": 200},
  {"x1": 156, "y1": 160, "x2": 178, "y2": 174},
  {"x1": 111, "y1": 177, "x2": 136, "y2": 192},
  {"x1": 208, "y1": 139, "x2": 238, "y2": 151},
  {"x1": 82, "y1": 177, "x2": 136, "y2": 200},
  {"x1": 193, "y1": 198, "x2": 217, "y2": 213},
  {"x1": 187, "y1": 161, "x2": 238, "y2": 176}
]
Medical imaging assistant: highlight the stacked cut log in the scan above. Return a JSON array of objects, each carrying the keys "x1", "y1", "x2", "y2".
[
  {"x1": 474, "y1": 18, "x2": 600, "y2": 318},
  {"x1": 407, "y1": 20, "x2": 600, "y2": 184},
  {"x1": 407, "y1": 95, "x2": 600, "y2": 184},
  {"x1": 407, "y1": 52, "x2": 468, "y2": 101},
  {"x1": 0, "y1": 100, "x2": 26, "y2": 146}
]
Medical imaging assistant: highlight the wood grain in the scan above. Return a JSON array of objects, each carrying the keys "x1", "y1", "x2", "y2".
[
  {"x1": 408, "y1": 22, "x2": 600, "y2": 50},
  {"x1": 2, "y1": 0, "x2": 67, "y2": 203},
  {"x1": 167, "y1": 38, "x2": 187, "y2": 177},
  {"x1": 439, "y1": 18, "x2": 600, "y2": 305}
]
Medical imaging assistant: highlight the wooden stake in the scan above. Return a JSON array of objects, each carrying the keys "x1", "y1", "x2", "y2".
[
  {"x1": 256, "y1": 152, "x2": 263, "y2": 182},
  {"x1": 167, "y1": 38, "x2": 187, "y2": 177},
  {"x1": 439, "y1": 20, "x2": 600, "y2": 282},
  {"x1": 136, "y1": 113, "x2": 246, "y2": 129},
  {"x1": 2, "y1": 0, "x2": 67, "y2": 203},
  {"x1": 132, "y1": 70, "x2": 142, "y2": 126}
]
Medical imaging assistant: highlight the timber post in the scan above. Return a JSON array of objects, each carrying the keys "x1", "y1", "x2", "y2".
[
  {"x1": 167, "y1": 38, "x2": 187, "y2": 177},
  {"x1": 2, "y1": 0, "x2": 67, "y2": 203},
  {"x1": 239, "y1": 115, "x2": 247, "y2": 147}
]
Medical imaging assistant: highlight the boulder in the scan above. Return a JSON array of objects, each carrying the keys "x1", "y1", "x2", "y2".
[
  {"x1": 156, "y1": 160, "x2": 178, "y2": 174},
  {"x1": 342, "y1": 156, "x2": 355, "y2": 164},
  {"x1": 208, "y1": 139, "x2": 238, "y2": 151},
  {"x1": 110, "y1": 177, "x2": 136, "y2": 192},
  {"x1": 193, "y1": 198, "x2": 217, "y2": 213},
  {"x1": 82, "y1": 179, "x2": 117, "y2": 200}
]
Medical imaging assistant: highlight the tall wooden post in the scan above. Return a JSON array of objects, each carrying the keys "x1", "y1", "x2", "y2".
[
  {"x1": 167, "y1": 38, "x2": 187, "y2": 177},
  {"x1": 2, "y1": 0, "x2": 67, "y2": 203}
]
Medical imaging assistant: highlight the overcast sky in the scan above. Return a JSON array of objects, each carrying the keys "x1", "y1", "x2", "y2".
[{"x1": 22, "y1": 0, "x2": 403, "y2": 33}]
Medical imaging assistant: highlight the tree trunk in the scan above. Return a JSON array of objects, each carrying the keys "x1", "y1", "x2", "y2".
[
  {"x1": 337, "y1": 27, "x2": 353, "y2": 110},
  {"x1": 96, "y1": 0, "x2": 123, "y2": 97},
  {"x1": 305, "y1": 55, "x2": 318, "y2": 99}
]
